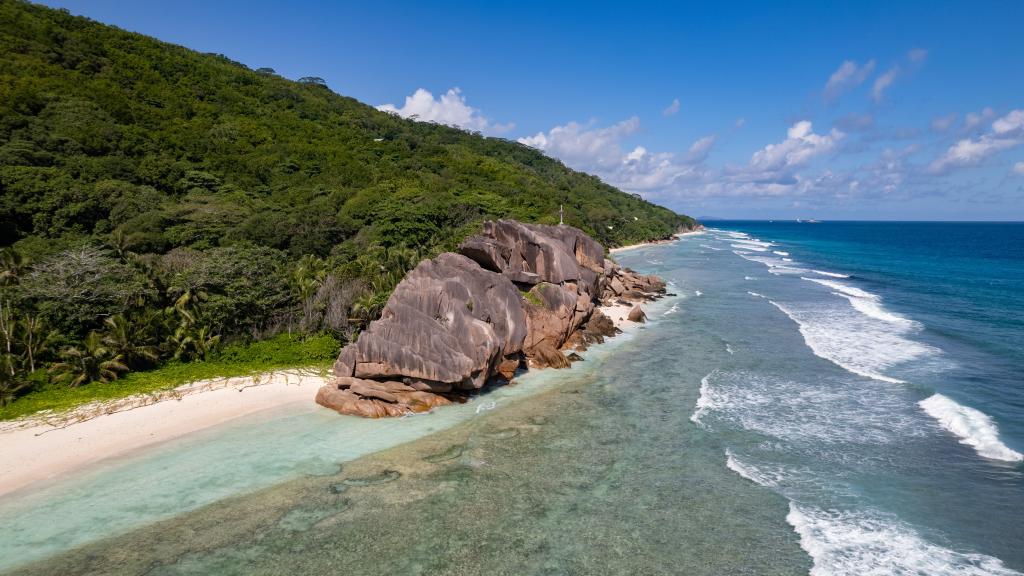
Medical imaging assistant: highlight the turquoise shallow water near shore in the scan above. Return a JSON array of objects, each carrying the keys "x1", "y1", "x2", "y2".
[{"x1": 3, "y1": 222, "x2": 1023, "y2": 574}]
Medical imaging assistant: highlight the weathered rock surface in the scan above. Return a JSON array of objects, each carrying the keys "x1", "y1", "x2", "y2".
[{"x1": 317, "y1": 219, "x2": 671, "y2": 417}]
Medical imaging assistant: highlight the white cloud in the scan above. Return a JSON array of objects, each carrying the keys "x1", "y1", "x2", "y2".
[
  {"x1": 872, "y1": 66, "x2": 900, "y2": 102},
  {"x1": 518, "y1": 117, "x2": 714, "y2": 193},
  {"x1": 377, "y1": 87, "x2": 514, "y2": 135},
  {"x1": 518, "y1": 117, "x2": 641, "y2": 169},
  {"x1": 964, "y1": 107, "x2": 996, "y2": 132},
  {"x1": 992, "y1": 110, "x2": 1024, "y2": 135},
  {"x1": 908, "y1": 48, "x2": 928, "y2": 63},
  {"x1": 824, "y1": 59, "x2": 876, "y2": 101},
  {"x1": 1013, "y1": 161, "x2": 1024, "y2": 175},
  {"x1": 662, "y1": 98, "x2": 681, "y2": 116},
  {"x1": 930, "y1": 113, "x2": 958, "y2": 132},
  {"x1": 735, "y1": 117, "x2": 747, "y2": 128},
  {"x1": 929, "y1": 109, "x2": 1024, "y2": 173},
  {"x1": 749, "y1": 121, "x2": 844, "y2": 171}
]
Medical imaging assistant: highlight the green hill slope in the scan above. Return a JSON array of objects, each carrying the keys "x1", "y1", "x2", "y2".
[{"x1": 0, "y1": 0, "x2": 697, "y2": 412}]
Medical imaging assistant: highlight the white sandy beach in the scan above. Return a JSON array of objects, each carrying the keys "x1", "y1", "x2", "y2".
[
  {"x1": 608, "y1": 228, "x2": 704, "y2": 255},
  {"x1": 0, "y1": 370, "x2": 328, "y2": 498}
]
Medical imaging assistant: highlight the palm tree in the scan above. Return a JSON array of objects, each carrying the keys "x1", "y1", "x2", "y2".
[
  {"x1": 0, "y1": 354, "x2": 29, "y2": 406},
  {"x1": 170, "y1": 323, "x2": 220, "y2": 361},
  {"x1": 0, "y1": 248, "x2": 26, "y2": 286},
  {"x1": 50, "y1": 332, "x2": 128, "y2": 388},
  {"x1": 102, "y1": 314, "x2": 160, "y2": 369}
]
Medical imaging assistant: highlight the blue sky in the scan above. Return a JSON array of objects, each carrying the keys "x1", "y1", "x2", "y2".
[{"x1": 42, "y1": 0, "x2": 1024, "y2": 220}]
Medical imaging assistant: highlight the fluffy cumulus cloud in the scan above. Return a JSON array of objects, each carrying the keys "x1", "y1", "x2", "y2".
[
  {"x1": 377, "y1": 87, "x2": 514, "y2": 134},
  {"x1": 1014, "y1": 161, "x2": 1024, "y2": 175},
  {"x1": 518, "y1": 117, "x2": 713, "y2": 193},
  {"x1": 749, "y1": 121, "x2": 844, "y2": 171},
  {"x1": 929, "y1": 109, "x2": 1024, "y2": 173},
  {"x1": 662, "y1": 98, "x2": 681, "y2": 116},
  {"x1": 824, "y1": 59, "x2": 876, "y2": 101}
]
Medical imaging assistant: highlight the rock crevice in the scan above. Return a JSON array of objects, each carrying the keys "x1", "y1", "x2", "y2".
[{"x1": 316, "y1": 220, "x2": 668, "y2": 418}]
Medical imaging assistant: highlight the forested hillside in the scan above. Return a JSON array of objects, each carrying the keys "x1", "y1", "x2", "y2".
[{"x1": 0, "y1": 0, "x2": 697, "y2": 410}]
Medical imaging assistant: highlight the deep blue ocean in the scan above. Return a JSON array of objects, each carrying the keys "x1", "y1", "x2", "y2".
[{"x1": 688, "y1": 221, "x2": 1024, "y2": 574}]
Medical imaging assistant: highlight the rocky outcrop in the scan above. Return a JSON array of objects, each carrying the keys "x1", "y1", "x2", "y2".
[{"x1": 316, "y1": 220, "x2": 668, "y2": 417}]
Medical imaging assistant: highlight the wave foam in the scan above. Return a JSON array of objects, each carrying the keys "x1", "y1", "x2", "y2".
[
  {"x1": 663, "y1": 303, "x2": 680, "y2": 316},
  {"x1": 689, "y1": 370, "x2": 719, "y2": 424},
  {"x1": 919, "y1": 394, "x2": 1023, "y2": 462},
  {"x1": 732, "y1": 243, "x2": 768, "y2": 252},
  {"x1": 747, "y1": 291, "x2": 765, "y2": 298},
  {"x1": 787, "y1": 503, "x2": 1021, "y2": 576},
  {"x1": 813, "y1": 269, "x2": 850, "y2": 278},
  {"x1": 773, "y1": 250, "x2": 790, "y2": 256},
  {"x1": 768, "y1": 300, "x2": 937, "y2": 384}
]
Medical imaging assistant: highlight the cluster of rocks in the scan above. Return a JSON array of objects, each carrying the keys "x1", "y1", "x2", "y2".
[{"x1": 315, "y1": 220, "x2": 669, "y2": 418}]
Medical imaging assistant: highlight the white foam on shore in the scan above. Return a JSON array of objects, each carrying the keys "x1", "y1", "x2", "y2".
[
  {"x1": 812, "y1": 269, "x2": 850, "y2": 278},
  {"x1": 700, "y1": 243, "x2": 724, "y2": 251},
  {"x1": 787, "y1": 503, "x2": 1021, "y2": 576},
  {"x1": 919, "y1": 394, "x2": 1023, "y2": 462}
]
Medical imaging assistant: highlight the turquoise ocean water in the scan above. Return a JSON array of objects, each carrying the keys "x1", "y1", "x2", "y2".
[{"x1": 2, "y1": 221, "x2": 1022, "y2": 574}]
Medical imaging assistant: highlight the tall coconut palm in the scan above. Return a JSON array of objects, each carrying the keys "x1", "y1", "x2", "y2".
[
  {"x1": 102, "y1": 314, "x2": 160, "y2": 369},
  {"x1": 50, "y1": 332, "x2": 128, "y2": 388}
]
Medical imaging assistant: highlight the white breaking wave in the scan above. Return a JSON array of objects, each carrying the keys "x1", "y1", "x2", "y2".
[
  {"x1": 747, "y1": 291, "x2": 765, "y2": 298},
  {"x1": 768, "y1": 300, "x2": 937, "y2": 384},
  {"x1": 919, "y1": 394, "x2": 1023, "y2": 462},
  {"x1": 725, "y1": 343, "x2": 734, "y2": 355},
  {"x1": 787, "y1": 503, "x2": 1021, "y2": 576},
  {"x1": 689, "y1": 370, "x2": 719, "y2": 424},
  {"x1": 700, "y1": 243, "x2": 724, "y2": 251},
  {"x1": 773, "y1": 250, "x2": 790, "y2": 256},
  {"x1": 783, "y1": 257, "x2": 794, "y2": 262},
  {"x1": 694, "y1": 370, "x2": 924, "y2": 445},
  {"x1": 833, "y1": 292, "x2": 918, "y2": 328},
  {"x1": 813, "y1": 269, "x2": 850, "y2": 278},
  {"x1": 663, "y1": 303, "x2": 680, "y2": 316},
  {"x1": 745, "y1": 276, "x2": 756, "y2": 280},
  {"x1": 732, "y1": 243, "x2": 768, "y2": 252},
  {"x1": 725, "y1": 449, "x2": 783, "y2": 487},
  {"x1": 802, "y1": 277, "x2": 918, "y2": 328},
  {"x1": 721, "y1": 231, "x2": 751, "y2": 239},
  {"x1": 694, "y1": 290, "x2": 702, "y2": 296},
  {"x1": 803, "y1": 277, "x2": 876, "y2": 300}
]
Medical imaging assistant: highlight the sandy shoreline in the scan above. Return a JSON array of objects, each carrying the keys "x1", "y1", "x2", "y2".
[
  {"x1": 0, "y1": 370, "x2": 328, "y2": 498},
  {"x1": 609, "y1": 227, "x2": 704, "y2": 254}
]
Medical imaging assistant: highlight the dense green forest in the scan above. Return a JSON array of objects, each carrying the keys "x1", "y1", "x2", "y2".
[{"x1": 0, "y1": 0, "x2": 697, "y2": 412}]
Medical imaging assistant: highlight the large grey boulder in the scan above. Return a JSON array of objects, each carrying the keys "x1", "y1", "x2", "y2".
[{"x1": 318, "y1": 219, "x2": 670, "y2": 418}]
